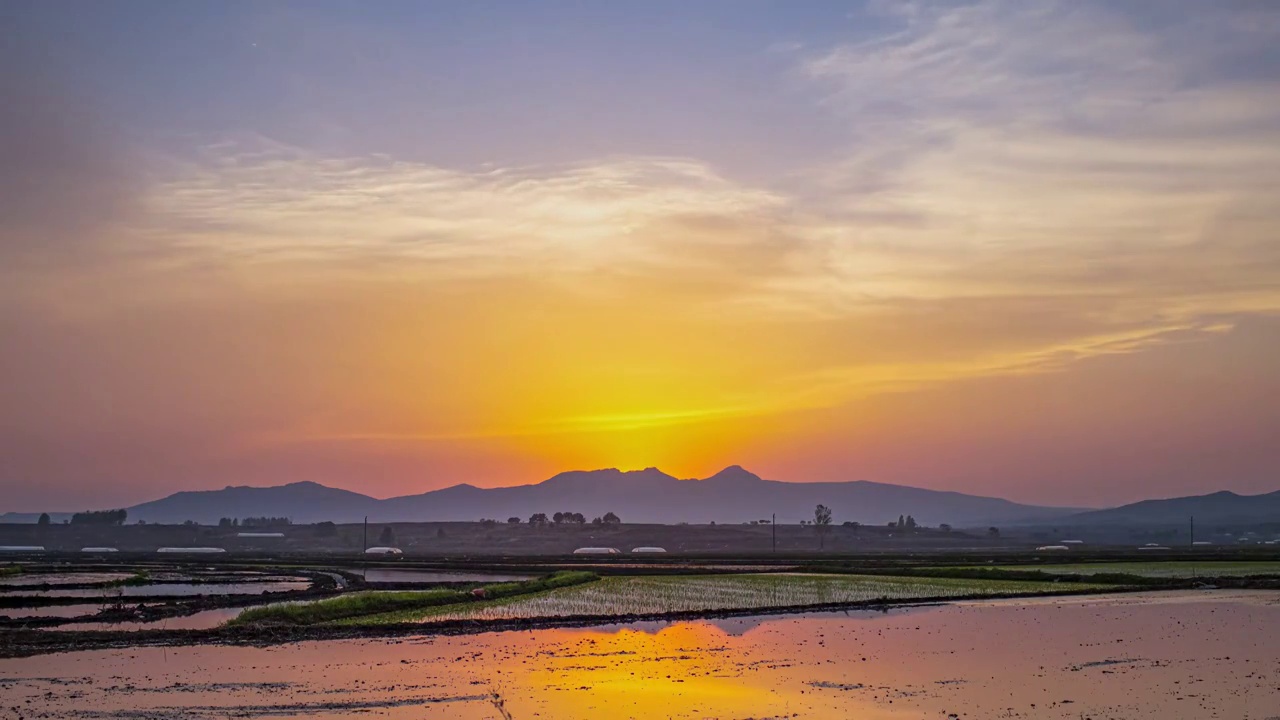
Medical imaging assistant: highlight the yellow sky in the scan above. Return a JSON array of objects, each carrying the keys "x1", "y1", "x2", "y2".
[{"x1": 3, "y1": 1, "x2": 1280, "y2": 510}]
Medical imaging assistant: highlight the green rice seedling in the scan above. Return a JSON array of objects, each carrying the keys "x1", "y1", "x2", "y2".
[
  {"x1": 370, "y1": 573, "x2": 1117, "y2": 624},
  {"x1": 229, "y1": 571, "x2": 598, "y2": 626}
]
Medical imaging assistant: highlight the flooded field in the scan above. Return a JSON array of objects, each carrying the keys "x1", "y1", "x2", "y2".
[
  {"x1": 0, "y1": 573, "x2": 135, "y2": 587},
  {"x1": 346, "y1": 573, "x2": 1115, "y2": 624},
  {"x1": 3, "y1": 581, "x2": 311, "y2": 598},
  {"x1": 0, "y1": 604, "x2": 105, "y2": 619},
  {"x1": 348, "y1": 568, "x2": 532, "y2": 583},
  {"x1": 3, "y1": 590, "x2": 1273, "y2": 719},
  {"x1": 44, "y1": 607, "x2": 245, "y2": 632},
  {"x1": 998, "y1": 560, "x2": 1280, "y2": 578}
]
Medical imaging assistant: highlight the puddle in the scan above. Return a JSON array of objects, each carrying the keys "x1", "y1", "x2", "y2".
[{"x1": 0, "y1": 590, "x2": 1275, "y2": 718}]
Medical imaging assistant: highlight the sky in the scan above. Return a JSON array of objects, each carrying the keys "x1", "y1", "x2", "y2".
[{"x1": 3, "y1": 0, "x2": 1279, "y2": 512}]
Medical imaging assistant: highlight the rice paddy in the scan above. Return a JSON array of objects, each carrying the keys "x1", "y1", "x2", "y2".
[
  {"x1": 230, "y1": 571, "x2": 597, "y2": 626},
  {"x1": 0, "y1": 571, "x2": 137, "y2": 587},
  {"x1": 993, "y1": 561, "x2": 1280, "y2": 578},
  {"x1": 342, "y1": 573, "x2": 1117, "y2": 625}
]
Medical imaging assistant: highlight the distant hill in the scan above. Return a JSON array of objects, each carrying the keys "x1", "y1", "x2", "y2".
[
  {"x1": 1065, "y1": 489, "x2": 1280, "y2": 527},
  {"x1": 0, "y1": 466, "x2": 1082, "y2": 527},
  {"x1": 124, "y1": 481, "x2": 383, "y2": 525}
]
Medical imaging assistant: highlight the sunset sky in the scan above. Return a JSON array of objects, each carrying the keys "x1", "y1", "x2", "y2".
[{"x1": 3, "y1": 1, "x2": 1279, "y2": 512}]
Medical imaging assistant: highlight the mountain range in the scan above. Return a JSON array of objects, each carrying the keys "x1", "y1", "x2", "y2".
[{"x1": 3, "y1": 466, "x2": 1275, "y2": 528}]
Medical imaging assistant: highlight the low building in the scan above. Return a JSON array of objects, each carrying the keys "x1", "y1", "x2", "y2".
[
  {"x1": 1035, "y1": 545, "x2": 1070, "y2": 551},
  {"x1": 364, "y1": 546, "x2": 402, "y2": 555},
  {"x1": 157, "y1": 547, "x2": 226, "y2": 553},
  {"x1": 236, "y1": 532, "x2": 285, "y2": 538},
  {"x1": 80, "y1": 547, "x2": 118, "y2": 553},
  {"x1": 573, "y1": 547, "x2": 620, "y2": 554},
  {"x1": 631, "y1": 546, "x2": 667, "y2": 553},
  {"x1": 0, "y1": 546, "x2": 44, "y2": 552}
]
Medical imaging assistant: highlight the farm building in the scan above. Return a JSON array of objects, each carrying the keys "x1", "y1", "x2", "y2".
[
  {"x1": 631, "y1": 546, "x2": 667, "y2": 553},
  {"x1": 573, "y1": 547, "x2": 620, "y2": 554}
]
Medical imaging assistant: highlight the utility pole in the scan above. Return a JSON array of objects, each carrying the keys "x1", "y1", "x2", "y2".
[
  {"x1": 772, "y1": 513, "x2": 776, "y2": 553},
  {"x1": 1190, "y1": 515, "x2": 1196, "y2": 581}
]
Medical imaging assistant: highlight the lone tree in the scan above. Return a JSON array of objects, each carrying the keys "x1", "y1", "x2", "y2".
[
  {"x1": 814, "y1": 504, "x2": 833, "y2": 549},
  {"x1": 602, "y1": 511, "x2": 621, "y2": 525},
  {"x1": 378, "y1": 525, "x2": 395, "y2": 545},
  {"x1": 507, "y1": 516, "x2": 521, "y2": 524},
  {"x1": 37, "y1": 513, "x2": 50, "y2": 526}
]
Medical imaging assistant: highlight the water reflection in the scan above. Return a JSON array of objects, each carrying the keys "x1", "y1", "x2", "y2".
[{"x1": 0, "y1": 591, "x2": 1275, "y2": 719}]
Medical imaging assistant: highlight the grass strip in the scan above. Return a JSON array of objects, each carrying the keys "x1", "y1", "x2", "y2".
[
  {"x1": 227, "y1": 571, "x2": 596, "y2": 627},
  {"x1": 102, "y1": 570, "x2": 151, "y2": 588}
]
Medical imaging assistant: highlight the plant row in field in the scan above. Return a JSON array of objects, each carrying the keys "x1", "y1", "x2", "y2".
[
  {"x1": 227, "y1": 571, "x2": 597, "y2": 626},
  {"x1": 341, "y1": 573, "x2": 1118, "y2": 625},
  {"x1": 990, "y1": 561, "x2": 1280, "y2": 579}
]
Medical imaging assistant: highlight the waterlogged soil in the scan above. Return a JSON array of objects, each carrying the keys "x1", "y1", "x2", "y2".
[
  {"x1": 3, "y1": 582, "x2": 310, "y2": 599},
  {"x1": 0, "y1": 605, "x2": 106, "y2": 619},
  {"x1": 43, "y1": 608, "x2": 245, "y2": 632},
  {"x1": 998, "y1": 560, "x2": 1280, "y2": 578},
  {"x1": 347, "y1": 569, "x2": 532, "y2": 584},
  {"x1": 0, "y1": 574, "x2": 136, "y2": 588},
  {"x1": 1, "y1": 590, "x2": 1276, "y2": 719}
]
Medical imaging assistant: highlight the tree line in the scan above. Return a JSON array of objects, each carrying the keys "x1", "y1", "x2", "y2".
[
  {"x1": 517, "y1": 511, "x2": 621, "y2": 525},
  {"x1": 68, "y1": 509, "x2": 128, "y2": 526},
  {"x1": 218, "y1": 517, "x2": 293, "y2": 527}
]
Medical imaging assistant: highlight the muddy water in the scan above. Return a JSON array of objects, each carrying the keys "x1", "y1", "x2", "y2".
[
  {"x1": 1, "y1": 590, "x2": 1276, "y2": 719},
  {"x1": 0, "y1": 573, "x2": 135, "y2": 587},
  {"x1": 0, "y1": 604, "x2": 105, "y2": 619},
  {"x1": 4, "y1": 581, "x2": 310, "y2": 598},
  {"x1": 348, "y1": 568, "x2": 531, "y2": 583},
  {"x1": 44, "y1": 607, "x2": 245, "y2": 632}
]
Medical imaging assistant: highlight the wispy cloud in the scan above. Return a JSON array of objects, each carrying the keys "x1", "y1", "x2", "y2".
[
  {"x1": 123, "y1": 0, "x2": 1280, "y2": 428},
  {"x1": 146, "y1": 139, "x2": 789, "y2": 275}
]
